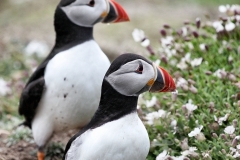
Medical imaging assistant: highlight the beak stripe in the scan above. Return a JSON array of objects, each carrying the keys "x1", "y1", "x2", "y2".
[
  {"x1": 147, "y1": 78, "x2": 155, "y2": 86},
  {"x1": 159, "y1": 67, "x2": 176, "y2": 92}
]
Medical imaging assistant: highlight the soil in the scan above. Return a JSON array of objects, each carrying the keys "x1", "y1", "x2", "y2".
[{"x1": 0, "y1": 129, "x2": 78, "y2": 160}]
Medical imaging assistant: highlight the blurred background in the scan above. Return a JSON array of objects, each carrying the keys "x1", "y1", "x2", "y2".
[
  {"x1": 0, "y1": 0, "x2": 239, "y2": 61},
  {"x1": 0, "y1": 0, "x2": 239, "y2": 159}
]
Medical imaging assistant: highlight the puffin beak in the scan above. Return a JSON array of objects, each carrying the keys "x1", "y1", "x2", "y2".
[
  {"x1": 102, "y1": 0, "x2": 129, "y2": 23},
  {"x1": 148, "y1": 63, "x2": 176, "y2": 92}
]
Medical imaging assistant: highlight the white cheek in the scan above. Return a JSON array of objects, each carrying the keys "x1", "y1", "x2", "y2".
[{"x1": 61, "y1": 6, "x2": 102, "y2": 27}]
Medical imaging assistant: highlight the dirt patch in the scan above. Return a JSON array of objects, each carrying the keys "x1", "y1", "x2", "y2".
[{"x1": 0, "y1": 129, "x2": 78, "y2": 160}]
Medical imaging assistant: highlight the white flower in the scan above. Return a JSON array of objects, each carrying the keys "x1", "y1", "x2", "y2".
[
  {"x1": 176, "y1": 77, "x2": 188, "y2": 87},
  {"x1": 213, "y1": 68, "x2": 226, "y2": 79},
  {"x1": 183, "y1": 53, "x2": 191, "y2": 63},
  {"x1": 219, "y1": 5, "x2": 227, "y2": 13},
  {"x1": 202, "y1": 152, "x2": 211, "y2": 158},
  {"x1": 214, "y1": 114, "x2": 229, "y2": 125},
  {"x1": 132, "y1": 28, "x2": 145, "y2": 42},
  {"x1": 0, "y1": 78, "x2": 12, "y2": 96},
  {"x1": 177, "y1": 53, "x2": 191, "y2": 70},
  {"x1": 145, "y1": 96, "x2": 157, "y2": 108},
  {"x1": 237, "y1": 144, "x2": 240, "y2": 149},
  {"x1": 233, "y1": 152, "x2": 240, "y2": 158},
  {"x1": 185, "y1": 100, "x2": 198, "y2": 112},
  {"x1": 155, "y1": 59, "x2": 161, "y2": 66},
  {"x1": 225, "y1": 21, "x2": 235, "y2": 31},
  {"x1": 177, "y1": 60, "x2": 188, "y2": 70},
  {"x1": 187, "y1": 42, "x2": 194, "y2": 50},
  {"x1": 190, "y1": 58, "x2": 203, "y2": 67},
  {"x1": 161, "y1": 36, "x2": 174, "y2": 48},
  {"x1": 227, "y1": 4, "x2": 240, "y2": 16},
  {"x1": 141, "y1": 39, "x2": 150, "y2": 47},
  {"x1": 228, "y1": 55, "x2": 233, "y2": 62},
  {"x1": 171, "y1": 119, "x2": 177, "y2": 134},
  {"x1": 182, "y1": 27, "x2": 188, "y2": 37},
  {"x1": 212, "y1": 21, "x2": 224, "y2": 32},
  {"x1": 145, "y1": 109, "x2": 166, "y2": 125},
  {"x1": 224, "y1": 125, "x2": 235, "y2": 134},
  {"x1": 24, "y1": 40, "x2": 49, "y2": 58},
  {"x1": 181, "y1": 147, "x2": 198, "y2": 157},
  {"x1": 188, "y1": 125, "x2": 203, "y2": 137},
  {"x1": 171, "y1": 155, "x2": 186, "y2": 160},
  {"x1": 199, "y1": 44, "x2": 206, "y2": 51},
  {"x1": 156, "y1": 150, "x2": 168, "y2": 160}
]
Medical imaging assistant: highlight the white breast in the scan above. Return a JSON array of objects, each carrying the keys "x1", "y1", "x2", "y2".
[
  {"x1": 66, "y1": 112, "x2": 150, "y2": 160},
  {"x1": 31, "y1": 40, "x2": 110, "y2": 147}
]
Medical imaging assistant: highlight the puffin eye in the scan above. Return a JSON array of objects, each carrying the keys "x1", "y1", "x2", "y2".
[
  {"x1": 136, "y1": 63, "x2": 143, "y2": 74},
  {"x1": 88, "y1": 0, "x2": 95, "y2": 7}
]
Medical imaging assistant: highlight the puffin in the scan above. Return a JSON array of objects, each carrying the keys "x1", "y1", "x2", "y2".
[
  {"x1": 63, "y1": 53, "x2": 176, "y2": 160},
  {"x1": 18, "y1": 0, "x2": 129, "y2": 160}
]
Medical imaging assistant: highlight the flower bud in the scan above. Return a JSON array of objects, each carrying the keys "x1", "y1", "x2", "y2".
[
  {"x1": 184, "y1": 20, "x2": 190, "y2": 25},
  {"x1": 220, "y1": 70, "x2": 227, "y2": 79},
  {"x1": 188, "y1": 79, "x2": 196, "y2": 85},
  {"x1": 172, "y1": 92, "x2": 177, "y2": 102},
  {"x1": 212, "y1": 133, "x2": 218, "y2": 138},
  {"x1": 196, "y1": 132, "x2": 206, "y2": 141},
  {"x1": 220, "y1": 17, "x2": 228, "y2": 22},
  {"x1": 181, "y1": 84, "x2": 189, "y2": 91},
  {"x1": 232, "y1": 137, "x2": 239, "y2": 147},
  {"x1": 233, "y1": 119, "x2": 238, "y2": 128},
  {"x1": 205, "y1": 71, "x2": 212, "y2": 75},
  {"x1": 180, "y1": 138, "x2": 189, "y2": 151},
  {"x1": 161, "y1": 55, "x2": 168, "y2": 64},
  {"x1": 160, "y1": 29, "x2": 167, "y2": 37},
  {"x1": 146, "y1": 46, "x2": 154, "y2": 55},
  {"x1": 189, "y1": 85, "x2": 198, "y2": 94},
  {"x1": 182, "y1": 105, "x2": 187, "y2": 113},
  {"x1": 192, "y1": 31, "x2": 199, "y2": 38},
  {"x1": 177, "y1": 29, "x2": 183, "y2": 36},
  {"x1": 163, "y1": 24, "x2": 171, "y2": 29},
  {"x1": 196, "y1": 18, "x2": 201, "y2": 29},
  {"x1": 228, "y1": 55, "x2": 233, "y2": 64},
  {"x1": 220, "y1": 133, "x2": 227, "y2": 141},
  {"x1": 225, "y1": 103, "x2": 230, "y2": 108},
  {"x1": 221, "y1": 149, "x2": 226, "y2": 154},
  {"x1": 209, "y1": 102, "x2": 215, "y2": 108},
  {"x1": 184, "y1": 37, "x2": 191, "y2": 41},
  {"x1": 237, "y1": 100, "x2": 240, "y2": 107},
  {"x1": 228, "y1": 74, "x2": 237, "y2": 82}
]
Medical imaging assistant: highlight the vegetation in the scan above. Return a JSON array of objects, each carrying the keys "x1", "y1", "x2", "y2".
[
  {"x1": 0, "y1": 3, "x2": 239, "y2": 160},
  {"x1": 133, "y1": 4, "x2": 240, "y2": 160}
]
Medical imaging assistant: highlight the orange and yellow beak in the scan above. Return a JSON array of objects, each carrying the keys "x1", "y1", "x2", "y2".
[
  {"x1": 148, "y1": 64, "x2": 176, "y2": 92},
  {"x1": 102, "y1": 0, "x2": 129, "y2": 23}
]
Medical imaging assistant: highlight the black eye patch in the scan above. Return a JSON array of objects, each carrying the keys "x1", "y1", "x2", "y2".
[
  {"x1": 135, "y1": 62, "x2": 143, "y2": 74},
  {"x1": 59, "y1": 0, "x2": 76, "y2": 6}
]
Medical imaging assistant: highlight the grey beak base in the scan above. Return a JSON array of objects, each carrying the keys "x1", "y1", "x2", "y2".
[
  {"x1": 149, "y1": 68, "x2": 164, "y2": 92},
  {"x1": 102, "y1": 3, "x2": 117, "y2": 23}
]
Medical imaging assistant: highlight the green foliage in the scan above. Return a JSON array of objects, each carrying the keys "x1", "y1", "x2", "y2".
[
  {"x1": 133, "y1": 4, "x2": 240, "y2": 160},
  {"x1": 45, "y1": 142, "x2": 65, "y2": 160}
]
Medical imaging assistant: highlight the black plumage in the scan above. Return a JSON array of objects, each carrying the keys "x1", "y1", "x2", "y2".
[
  {"x1": 18, "y1": 5, "x2": 94, "y2": 127},
  {"x1": 63, "y1": 53, "x2": 151, "y2": 159}
]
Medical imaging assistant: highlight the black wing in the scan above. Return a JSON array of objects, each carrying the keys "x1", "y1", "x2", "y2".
[
  {"x1": 18, "y1": 55, "x2": 51, "y2": 128},
  {"x1": 18, "y1": 46, "x2": 63, "y2": 128}
]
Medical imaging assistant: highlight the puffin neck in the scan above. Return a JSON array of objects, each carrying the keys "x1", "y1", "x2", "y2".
[
  {"x1": 88, "y1": 79, "x2": 138, "y2": 129},
  {"x1": 53, "y1": 7, "x2": 94, "y2": 50},
  {"x1": 63, "y1": 80, "x2": 139, "y2": 158}
]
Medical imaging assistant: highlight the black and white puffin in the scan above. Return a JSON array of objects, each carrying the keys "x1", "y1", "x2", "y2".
[
  {"x1": 18, "y1": 0, "x2": 129, "y2": 159},
  {"x1": 63, "y1": 53, "x2": 176, "y2": 160}
]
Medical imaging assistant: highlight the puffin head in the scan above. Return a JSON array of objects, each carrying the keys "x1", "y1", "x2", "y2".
[
  {"x1": 58, "y1": 0, "x2": 129, "y2": 27},
  {"x1": 105, "y1": 53, "x2": 176, "y2": 96}
]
